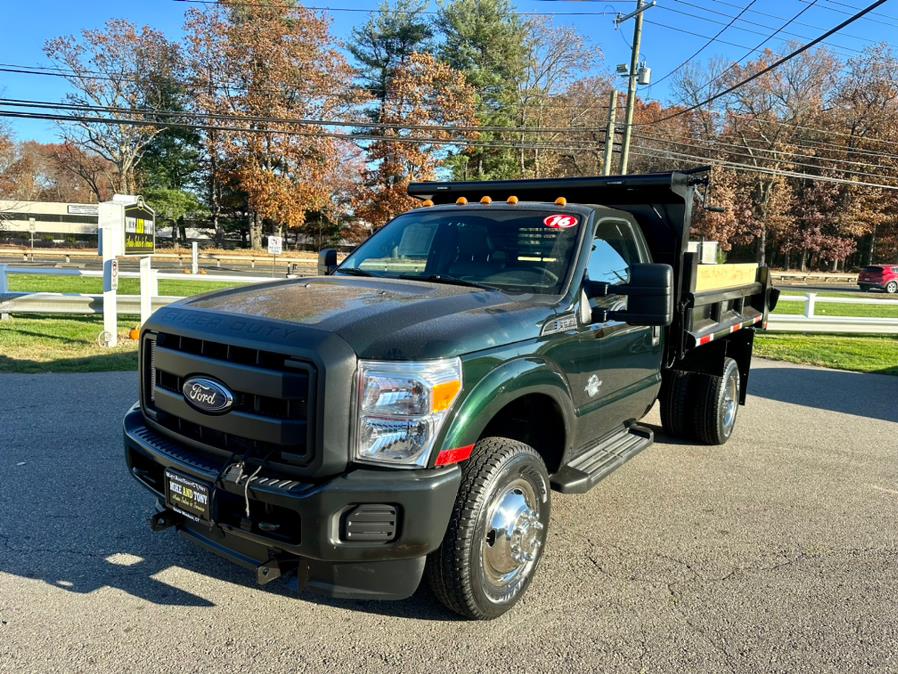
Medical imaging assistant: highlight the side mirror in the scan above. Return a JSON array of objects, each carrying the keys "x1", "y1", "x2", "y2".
[
  {"x1": 317, "y1": 248, "x2": 338, "y2": 275},
  {"x1": 585, "y1": 263, "x2": 673, "y2": 327}
]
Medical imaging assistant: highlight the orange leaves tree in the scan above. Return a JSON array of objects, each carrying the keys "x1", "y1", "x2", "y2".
[
  {"x1": 354, "y1": 53, "x2": 477, "y2": 229},
  {"x1": 185, "y1": 0, "x2": 358, "y2": 248}
]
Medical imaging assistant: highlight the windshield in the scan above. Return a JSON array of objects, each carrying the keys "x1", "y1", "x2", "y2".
[{"x1": 338, "y1": 208, "x2": 583, "y2": 293}]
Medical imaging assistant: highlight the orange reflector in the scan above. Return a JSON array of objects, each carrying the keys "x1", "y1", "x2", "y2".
[
  {"x1": 507, "y1": 195, "x2": 519, "y2": 204},
  {"x1": 421, "y1": 199, "x2": 434, "y2": 207},
  {"x1": 435, "y1": 444, "x2": 475, "y2": 467},
  {"x1": 480, "y1": 196, "x2": 492, "y2": 204},
  {"x1": 432, "y1": 380, "x2": 462, "y2": 413},
  {"x1": 456, "y1": 197, "x2": 468, "y2": 205},
  {"x1": 554, "y1": 197, "x2": 567, "y2": 206}
]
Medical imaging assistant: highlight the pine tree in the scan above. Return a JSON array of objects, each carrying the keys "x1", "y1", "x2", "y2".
[{"x1": 439, "y1": 0, "x2": 528, "y2": 180}]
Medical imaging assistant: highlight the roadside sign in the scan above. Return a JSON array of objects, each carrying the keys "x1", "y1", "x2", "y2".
[
  {"x1": 124, "y1": 203, "x2": 156, "y2": 256},
  {"x1": 110, "y1": 259, "x2": 119, "y2": 291},
  {"x1": 268, "y1": 236, "x2": 283, "y2": 256}
]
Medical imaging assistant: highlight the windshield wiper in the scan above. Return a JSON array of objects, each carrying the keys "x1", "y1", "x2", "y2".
[
  {"x1": 335, "y1": 267, "x2": 374, "y2": 277},
  {"x1": 398, "y1": 274, "x2": 492, "y2": 290}
]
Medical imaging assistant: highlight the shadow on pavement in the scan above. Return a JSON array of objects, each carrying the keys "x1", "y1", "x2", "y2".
[{"x1": 749, "y1": 365, "x2": 898, "y2": 424}]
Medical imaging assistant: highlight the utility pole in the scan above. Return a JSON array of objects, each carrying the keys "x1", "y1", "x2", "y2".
[
  {"x1": 617, "y1": 0, "x2": 655, "y2": 175},
  {"x1": 601, "y1": 90, "x2": 618, "y2": 176}
]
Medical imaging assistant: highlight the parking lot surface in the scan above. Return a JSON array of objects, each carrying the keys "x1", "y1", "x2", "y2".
[{"x1": 1, "y1": 359, "x2": 896, "y2": 672}]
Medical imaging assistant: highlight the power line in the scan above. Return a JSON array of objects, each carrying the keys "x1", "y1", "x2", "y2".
[
  {"x1": 657, "y1": 105, "x2": 898, "y2": 155},
  {"x1": 637, "y1": 0, "x2": 890, "y2": 126},
  {"x1": 629, "y1": 142, "x2": 898, "y2": 190},
  {"x1": 669, "y1": 0, "x2": 869, "y2": 51},
  {"x1": 172, "y1": 0, "x2": 623, "y2": 17},
  {"x1": 633, "y1": 128, "x2": 898, "y2": 170},
  {"x1": 0, "y1": 108, "x2": 615, "y2": 155},
  {"x1": 798, "y1": 0, "x2": 898, "y2": 25},
  {"x1": 708, "y1": 0, "x2": 874, "y2": 41},
  {"x1": 651, "y1": 1, "x2": 761, "y2": 87},
  {"x1": 632, "y1": 130, "x2": 898, "y2": 181},
  {"x1": 0, "y1": 96, "x2": 612, "y2": 136},
  {"x1": 0, "y1": 63, "x2": 613, "y2": 116},
  {"x1": 696, "y1": 0, "x2": 823, "y2": 94}
]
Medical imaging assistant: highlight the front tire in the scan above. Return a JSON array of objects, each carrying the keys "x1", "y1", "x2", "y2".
[
  {"x1": 426, "y1": 437, "x2": 550, "y2": 620},
  {"x1": 692, "y1": 357, "x2": 741, "y2": 445}
]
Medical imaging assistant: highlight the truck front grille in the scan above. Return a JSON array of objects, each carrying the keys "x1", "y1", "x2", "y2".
[{"x1": 142, "y1": 332, "x2": 315, "y2": 468}]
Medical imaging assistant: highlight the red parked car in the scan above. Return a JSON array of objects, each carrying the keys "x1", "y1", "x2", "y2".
[{"x1": 858, "y1": 265, "x2": 898, "y2": 293}]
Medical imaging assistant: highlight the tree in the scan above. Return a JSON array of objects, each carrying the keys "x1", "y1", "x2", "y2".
[
  {"x1": 354, "y1": 52, "x2": 477, "y2": 228},
  {"x1": 44, "y1": 20, "x2": 183, "y2": 195},
  {"x1": 512, "y1": 18, "x2": 602, "y2": 177},
  {"x1": 349, "y1": 0, "x2": 433, "y2": 115},
  {"x1": 144, "y1": 187, "x2": 206, "y2": 246},
  {"x1": 439, "y1": 0, "x2": 528, "y2": 180},
  {"x1": 184, "y1": 1, "x2": 359, "y2": 249}
]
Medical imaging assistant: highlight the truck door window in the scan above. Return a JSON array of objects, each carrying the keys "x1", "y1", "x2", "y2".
[{"x1": 586, "y1": 218, "x2": 643, "y2": 311}]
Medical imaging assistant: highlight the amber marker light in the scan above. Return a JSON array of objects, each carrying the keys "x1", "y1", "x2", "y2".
[
  {"x1": 456, "y1": 197, "x2": 468, "y2": 205},
  {"x1": 421, "y1": 199, "x2": 434, "y2": 207},
  {"x1": 432, "y1": 379, "x2": 463, "y2": 413},
  {"x1": 480, "y1": 196, "x2": 492, "y2": 204},
  {"x1": 554, "y1": 196, "x2": 567, "y2": 206},
  {"x1": 507, "y1": 195, "x2": 519, "y2": 204}
]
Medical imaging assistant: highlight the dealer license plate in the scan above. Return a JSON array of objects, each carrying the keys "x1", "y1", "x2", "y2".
[{"x1": 164, "y1": 469, "x2": 211, "y2": 522}]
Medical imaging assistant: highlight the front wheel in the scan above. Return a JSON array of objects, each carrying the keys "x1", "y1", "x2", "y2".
[
  {"x1": 886, "y1": 281, "x2": 898, "y2": 294},
  {"x1": 426, "y1": 437, "x2": 550, "y2": 620}
]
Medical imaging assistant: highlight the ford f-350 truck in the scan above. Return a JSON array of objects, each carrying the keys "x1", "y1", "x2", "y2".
[{"x1": 124, "y1": 169, "x2": 779, "y2": 619}]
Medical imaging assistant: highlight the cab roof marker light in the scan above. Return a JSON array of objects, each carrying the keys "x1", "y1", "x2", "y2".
[
  {"x1": 507, "y1": 195, "x2": 519, "y2": 204},
  {"x1": 480, "y1": 196, "x2": 492, "y2": 204},
  {"x1": 421, "y1": 199, "x2": 434, "y2": 207},
  {"x1": 554, "y1": 197, "x2": 567, "y2": 206},
  {"x1": 456, "y1": 197, "x2": 468, "y2": 205}
]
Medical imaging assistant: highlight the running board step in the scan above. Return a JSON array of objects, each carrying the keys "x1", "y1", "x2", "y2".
[{"x1": 550, "y1": 425, "x2": 654, "y2": 494}]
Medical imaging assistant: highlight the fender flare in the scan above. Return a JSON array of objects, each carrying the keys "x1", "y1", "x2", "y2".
[{"x1": 437, "y1": 357, "x2": 576, "y2": 460}]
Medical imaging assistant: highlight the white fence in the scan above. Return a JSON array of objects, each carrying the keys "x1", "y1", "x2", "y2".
[
  {"x1": 0, "y1": 265, "x2": 275, "y2": 318},
  {"x1": 3, "y1": 267, "x2": 898, "y2": 334},
  {"x1": 766, "y1": 293, "x2": 898, "y2": 334}
]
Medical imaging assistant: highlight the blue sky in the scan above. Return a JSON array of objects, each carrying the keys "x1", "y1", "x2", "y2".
[{"x1": 1, "y1": 0, "x2": 895, "y2": 142}]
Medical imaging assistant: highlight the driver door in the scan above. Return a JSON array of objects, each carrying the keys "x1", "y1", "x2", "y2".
[{"x1": 566, "y1": 217, "x2": 663, "y2": 447}]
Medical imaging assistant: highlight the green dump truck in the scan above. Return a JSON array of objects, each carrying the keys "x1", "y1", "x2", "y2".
[{"x1": 124, "y1": 169, "x2": 779, "y2": 619}]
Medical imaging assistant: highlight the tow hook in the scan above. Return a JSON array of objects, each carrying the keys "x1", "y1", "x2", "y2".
[
  {"x1": 150, "y1": 509, "x2": 178, "y2": 532},
  {"x1": 257, "y1": 558, "x2": 288, "y2": 586}
]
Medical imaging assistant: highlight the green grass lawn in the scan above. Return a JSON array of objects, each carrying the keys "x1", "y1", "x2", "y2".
[
  {"x1": 754, "y1": 333, "x2": 898, "y2": 376},
  {"x1": 0, "y1": 316, "x2": 138, "y2": 373},
  {"x1": 8, "y1": 274, "x2": 243, "y2": 297}
]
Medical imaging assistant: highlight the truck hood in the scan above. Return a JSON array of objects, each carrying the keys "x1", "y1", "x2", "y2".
[{"x1": 171, "y1": 277, "x2": 558, "y2": 359}]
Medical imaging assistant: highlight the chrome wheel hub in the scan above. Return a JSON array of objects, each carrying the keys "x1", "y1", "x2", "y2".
[
  {"x1": 723, "y1": 372, "x2": 738, "y2": 432},
  {"x1": 482, "y1": 479, "x2": 544, "y2": 596}
]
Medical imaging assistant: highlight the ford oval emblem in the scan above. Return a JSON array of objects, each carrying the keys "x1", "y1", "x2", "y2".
[{"x1": 181, "y1": 377, "x2": 235, "y2": 415}]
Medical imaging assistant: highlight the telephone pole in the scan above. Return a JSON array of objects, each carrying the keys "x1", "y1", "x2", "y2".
[
  {"x1": 601, "y1": 90, "x2": 618, "y2": 176},
  {"x1": 617, "y1": 0, "x2": 654, "y2": 175}
]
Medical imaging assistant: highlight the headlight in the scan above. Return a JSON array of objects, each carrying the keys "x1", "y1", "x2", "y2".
[{"x1": 354, "y1": 358, "x2": 463, "y2": 467}]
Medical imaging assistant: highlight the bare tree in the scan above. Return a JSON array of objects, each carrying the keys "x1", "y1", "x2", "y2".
[{"x1": 44, "y1": 19, "x2": 182, "y2": 195}]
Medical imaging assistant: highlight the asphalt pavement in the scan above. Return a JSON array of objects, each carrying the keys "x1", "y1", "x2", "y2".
[{"x1": 1, "y1": 360, "x2": 896, "y2": 673}]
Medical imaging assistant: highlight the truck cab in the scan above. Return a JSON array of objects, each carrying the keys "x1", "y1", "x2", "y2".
[{"x1": 123, "y1": 169, "x2": 778, "y2": 619}]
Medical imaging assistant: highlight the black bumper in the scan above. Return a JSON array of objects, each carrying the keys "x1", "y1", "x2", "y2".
[{"x1": 123, "y1": 405, "x2": 461, "y2": 600}]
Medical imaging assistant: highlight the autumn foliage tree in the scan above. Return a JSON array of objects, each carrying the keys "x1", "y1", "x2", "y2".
[
  {"x1": 185, "y1": 0, "x2": 358, "y2": 249},
  {"x1": 354, "y1": 52, "x2": 477, "y2": 228}
]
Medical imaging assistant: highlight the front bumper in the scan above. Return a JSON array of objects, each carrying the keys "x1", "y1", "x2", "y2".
[{"x1": 123, "y1": 404, "x2": 461, "y2": 599}]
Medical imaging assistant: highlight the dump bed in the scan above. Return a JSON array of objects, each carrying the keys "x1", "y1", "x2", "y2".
[{"x1": 408, "y1": 168, "x2": 779, "y2": 363}]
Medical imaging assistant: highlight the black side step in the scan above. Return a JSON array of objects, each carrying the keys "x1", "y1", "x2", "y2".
[{"x1": 550, "y1": 424, "x2": 654, "y2": 494}]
